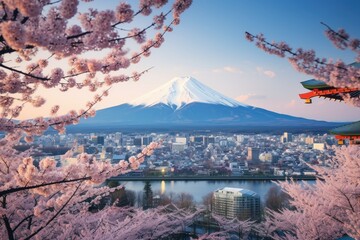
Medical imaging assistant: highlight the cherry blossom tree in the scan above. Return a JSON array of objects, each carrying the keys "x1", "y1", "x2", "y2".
[
  {"x1": 0, "y1": 0, "x2": 192, "y2": 239},
  {"x1": 43, "y1": 204, "x2": 200, "y2": 239},
  {"x1": 259, "y1": 145, "x2": 360, "y2": 240},
  {"x1": 245, "y1": 23, "x2": 360, "y2": 106},
  {"x1": 0, "y1": 0, "x2": 191, "y2": 136},
  {"x1": 195, "y1": 213, "x2": 255, "y2": 240},
  {"x1": 246, "y1": 26, "x2": 360, "y2": 239}
]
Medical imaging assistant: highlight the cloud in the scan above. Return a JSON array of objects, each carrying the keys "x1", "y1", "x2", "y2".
[
  {"x1": 263, "y1": 70, "x2": 276, "y2": 78},
  {"x1": 212, "y1": 66, "x2": 242, "y2": 74},
  {"x1": 256, "y1": 67, "x2": 276, "y2": 78},
  {"x1": 235, "y1": 94, "x2": 267, "y2": 102}
]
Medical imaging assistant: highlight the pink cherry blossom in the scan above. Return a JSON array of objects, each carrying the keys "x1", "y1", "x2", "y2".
[
  {"x1": 246, "y1": 26, "x2": 360, "y2": 106},
  {"x1": 0, "y1": 1, "x2": 192, "y2": 239},
  {"x1": 247, "y1": 24, "x2": 360, "y2": 239}
]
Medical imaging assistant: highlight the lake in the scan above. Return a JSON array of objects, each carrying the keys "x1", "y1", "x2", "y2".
[{"x1": 122, "y1": 180, "x2": 283, "y2": 203}]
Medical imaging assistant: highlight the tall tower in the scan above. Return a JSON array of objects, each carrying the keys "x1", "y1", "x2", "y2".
[
  {"x1": 281, "y1": 132, "x2": 293, "y2": 143},
  {"x1": 247, "y1": 147, "x2": 260, "y2": 162}
]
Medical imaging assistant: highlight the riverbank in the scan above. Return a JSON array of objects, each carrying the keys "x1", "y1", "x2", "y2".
[{"x1": 109, "y1": 175, "x2": 316, "y2": 181}]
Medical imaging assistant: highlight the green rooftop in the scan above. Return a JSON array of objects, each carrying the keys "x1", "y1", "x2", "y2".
[
  {"x1": 330, "y1": 121, "x2": 360, "y2": 136},
  {"x1": 301, "y1": 62, "x2": 359, "y2": 91},
  {"x1": 300, "y1": 79, "x2": 332, "y2": 90}
]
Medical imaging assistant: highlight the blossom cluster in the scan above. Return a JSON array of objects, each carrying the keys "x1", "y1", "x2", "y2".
[
  {"x1": 262, "y1": 146, "x2": 360, "y2": 239},
  {"x1": 0, "y1": 1, "x2": 192, "y2": 239},
  {"x1": 0, "y1": 130, "x2": 162, "y2": 239},
  {"x1": 245, "y1": 29, "x2": 360, "y2": 106},
  {"x1": 0, "y1": 0, "x2": 192, "y2": 137}
]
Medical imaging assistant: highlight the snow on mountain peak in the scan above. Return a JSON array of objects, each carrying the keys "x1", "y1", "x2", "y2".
[{"x1": 130, "y1": 76, "x2": 248, "y2": 109}]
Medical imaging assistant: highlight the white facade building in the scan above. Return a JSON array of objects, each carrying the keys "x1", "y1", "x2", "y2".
[
  {"x1": 213, "y1": 187, "x2": 261, "y2": 220},
  {"x1": 172, "y1": 142, "x2": 186, "y2": 152}
]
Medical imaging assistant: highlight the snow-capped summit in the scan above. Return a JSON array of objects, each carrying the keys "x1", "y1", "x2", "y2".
[
  {"x1": 130, "y1": 76, "x2": 247, "y2": 109},
  {"x1": 78, "y1": 76, "x2": 336, "y2": 128}
]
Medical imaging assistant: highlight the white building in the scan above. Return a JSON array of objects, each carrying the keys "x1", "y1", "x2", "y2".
[
  {"x1": 172, "y1": 142, "x2": 186, "y2": 152},
  {"x1": 213, "y1": 187, "x2": 261, "y2": 220},
  {"x1": 259, "y1": 152, "x2": 272, "y2": 162},
  {"x1": 175, "y1": 137, "x2": 187, "y2": 144},
  {"x1": 313, "y1": 143, "x2": 325, "y2": 151}
]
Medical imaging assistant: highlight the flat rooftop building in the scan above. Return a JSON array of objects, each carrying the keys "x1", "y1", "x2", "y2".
[{"x1": 213, "y1": 187, "x2": 261, "y2": 220}]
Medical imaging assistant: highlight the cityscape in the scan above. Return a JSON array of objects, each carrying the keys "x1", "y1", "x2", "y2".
[
  {"x1": 10, "y1": 128, "x2": 342, "y2": 237},
  {"x1": 23, "y1": 130, "x2": 334, "y2": 180},
  {"x1": 0, "y1": 0, "x2": 359, "y2": 239}
]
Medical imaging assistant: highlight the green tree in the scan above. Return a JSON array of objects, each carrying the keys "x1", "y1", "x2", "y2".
[{"x1": 143, "y1": 181, "x2": 153, "y2": 210}]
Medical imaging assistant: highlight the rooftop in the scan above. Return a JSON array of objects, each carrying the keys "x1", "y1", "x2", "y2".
[{"x1": 215, "y1": 187, "x2": 258, "y2": 197}]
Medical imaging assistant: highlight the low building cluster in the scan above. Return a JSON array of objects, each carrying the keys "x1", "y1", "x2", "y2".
[{"x1": 22, "y1": 130, "x2": 339, "y2": 178}]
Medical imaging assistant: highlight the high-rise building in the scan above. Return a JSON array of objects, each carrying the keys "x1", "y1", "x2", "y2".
[
  {"x1": 281, "y1": 132, "x2": 293, "y2": 143},
  {"x1": 213, "y1": 187, "x2": 261, "y2": 220},
  {"x1": 247, "y1": 147, "x2": 260, "y2": 162},
  {"x1": 133, "y1": 137, "x2": 142, "y2": 146},
  {"x1": 142, "y1": 136, "x2": 153, "y2": 145},
  {"x1": 305, "y1": 136, "x2": 314, "y2": 145},
  {"x1": 134, "y1": 136, "x2": 153, "y2": 146},
  {"x1": 190, "y1": 136, "x2": 204, "y2": 144},
  {"x1": 114, "y1": 132, "x2": 122, "y2": 146},
  {"x1": 97, "y1": 136, "x2": 105, "y2": 145}
]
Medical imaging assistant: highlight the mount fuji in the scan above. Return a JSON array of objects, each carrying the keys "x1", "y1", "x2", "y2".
[
  {"x1": 129, "y1": 76, "x2": 245, "y2": 109},
  {"x1": 79, "y1": 76, "x2": 336, "y2": 129}
]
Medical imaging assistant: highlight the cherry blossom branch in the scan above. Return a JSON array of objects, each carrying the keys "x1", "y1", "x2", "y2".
[
  {"x1": 13, "y1": 214, "x2": 35, "y2": 232},
  {"x1": 337, "y1": 189, "x2": 355, "y2": 213},
  {"x1": 0, "y1": 176, "x2": 90, "y2": 197},
  {"x1": 2, "y1": 214, "x2": 14, "y2": 240},
  {"x1": 0, "y1": 67, "x2": 152, "y2": 136},
  {"x1": 0, "y1": 156, "x2": 10, "y2": 174},
  {"x1": 66, "y1": 7, "x2": 147, "y2": 41},
  {"x1": 321, "y1": 22, "x2": 360, "y2": 52},
  {"x1": 23, "y1": 182, "x2": 83, "y2": 240},
  {"x1": 0, "y1": 63, "x2": 49, "y2": 81},
  {"x1": 325, "y1": 213, "x2": 345, "y2": 224},
  {"x1": 245, "y1": 31, "x2": 360, "y2": 93}
]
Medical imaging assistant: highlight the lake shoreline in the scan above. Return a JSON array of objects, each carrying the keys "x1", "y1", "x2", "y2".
[{"x1": 109, "y1": 175, "x2": 316, "y2": 182}]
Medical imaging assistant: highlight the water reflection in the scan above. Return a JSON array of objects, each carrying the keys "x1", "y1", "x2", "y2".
[
  {"x1": 124, "y1": 180, "x2": 289, "y2": 202},
  {"x1": 161, "y1": 180, "x2": 166, "y2": 194}
]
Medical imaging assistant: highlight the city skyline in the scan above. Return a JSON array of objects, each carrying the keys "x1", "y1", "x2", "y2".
[{"x1": 18, "y1": 0, "x2": 360, "y2": 122}]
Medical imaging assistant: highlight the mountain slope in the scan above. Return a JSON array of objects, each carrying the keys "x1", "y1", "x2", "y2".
[
  {"x1": 80, "y1": 76, "x2": 335, "y2": 128},
  {"x1": 130, "y1": 76, "x2": 246, "y2": 109}
]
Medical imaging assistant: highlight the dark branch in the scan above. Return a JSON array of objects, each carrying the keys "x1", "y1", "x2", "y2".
[
  {"x1": 245, "y1": 31, "x2": 350, "y2": 72},
  {"x1": 24, "y1": 182, "x2": 83, "y2": 240},
  {"x1": 13, "y1": 214, "x2": 34, "y2": 232},
  {"x1": 2, "y1": 214, "x2": 15, "y2": 240},
  {"x1": 0, "y1": 63, "x2": 49, "y2": 81},
  {"x1": 325, "y1": 213, "x2": 344, "y2": 224},
  {"x1": 66, "y1": 7, "x2": 147, "y2": 41},
  {"x1": 320, "y1": 22, "x2": 349, "y2": 41},
  {"x1": 0, "y1": 176, "x2": 91, "y2": 197}
]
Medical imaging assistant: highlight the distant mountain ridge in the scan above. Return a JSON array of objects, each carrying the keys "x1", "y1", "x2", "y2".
[{"x1": 79, "y1": 76, "x2": 337, "y2": 128}]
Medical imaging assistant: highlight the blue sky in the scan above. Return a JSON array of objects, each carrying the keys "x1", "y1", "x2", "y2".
[{"x1": 26, "y1": 0, "x2": 360, "y2": 122}]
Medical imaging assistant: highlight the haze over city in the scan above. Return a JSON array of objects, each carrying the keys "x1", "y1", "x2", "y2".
[{"x1": 19, "y1": 0, "x2": 360, "y2": 122}]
